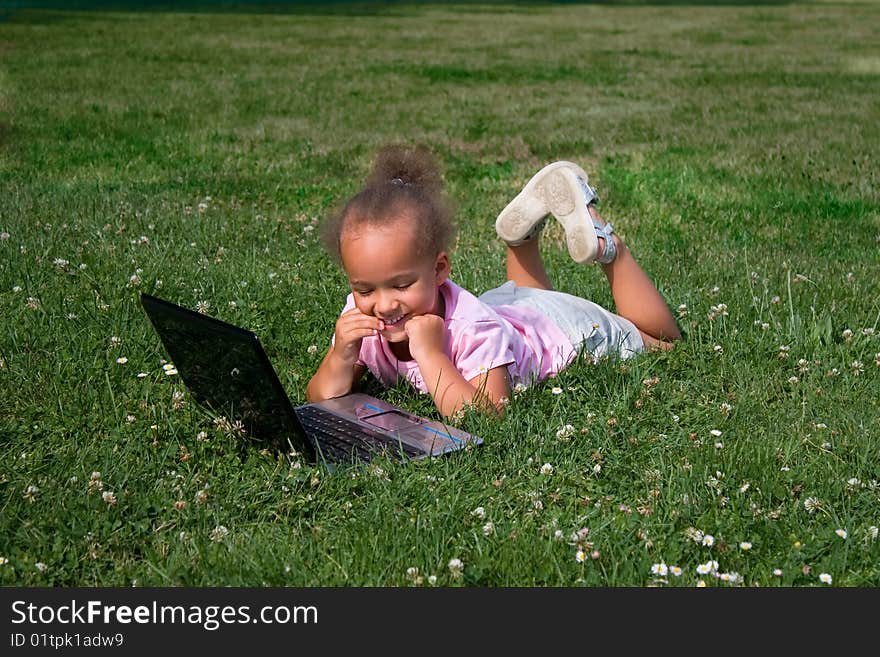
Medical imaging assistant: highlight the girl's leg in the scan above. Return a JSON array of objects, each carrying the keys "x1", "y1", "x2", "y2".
[
  {"x1": 505, "y1": 236, "x2": 554, "y2": 290},
  {"x1": 589, "y1": 205, "x2": 681, "y2": 347}
]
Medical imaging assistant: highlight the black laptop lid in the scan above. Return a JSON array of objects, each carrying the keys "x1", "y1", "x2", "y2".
[{"x1": 140, "y1": 293, "x2": 312, "y2": 455}]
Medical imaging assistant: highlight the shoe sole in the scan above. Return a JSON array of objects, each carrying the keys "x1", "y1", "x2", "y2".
[
  {"x1": 539, "y1": 167, "x2": 598, "y2": 264},
  {"x1": 496, "y1": 161, "x2": 597, "y2": 263},
  {"x1": 496, "y1": 161, "x2": 576, "y2": 243}
]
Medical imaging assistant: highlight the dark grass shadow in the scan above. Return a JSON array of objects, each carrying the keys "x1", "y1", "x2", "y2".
[{"x1": 1, "y1": 0, "x2": 798, "y2": 20}]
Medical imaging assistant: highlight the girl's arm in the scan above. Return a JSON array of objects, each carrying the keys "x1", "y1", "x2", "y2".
[
  {"x1": 405, "y1": 315, "x2": 511, "y2": 418},
  {"x1": 306, "y1": 308, "x2": 378, "y2": 402},
  {"x1": 306, "y1": 346, "x2": 366, "y2": 402},
  {"x1": 419, "y1": 354, "x2": 511, "y2": 417}
]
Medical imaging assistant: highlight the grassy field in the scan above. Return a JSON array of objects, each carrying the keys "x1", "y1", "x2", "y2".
[{"x1": 1, "y1": 1, "x2": 878, "y2": 587}]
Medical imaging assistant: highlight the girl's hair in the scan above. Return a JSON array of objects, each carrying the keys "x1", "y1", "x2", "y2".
[{"x1": 320, "y1": 144, "x2": 456, "y2": 262}]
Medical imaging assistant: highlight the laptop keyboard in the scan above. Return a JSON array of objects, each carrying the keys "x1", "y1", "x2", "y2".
[{"x1": 296, "y1": 406, "x2": 424, "y2": 462}]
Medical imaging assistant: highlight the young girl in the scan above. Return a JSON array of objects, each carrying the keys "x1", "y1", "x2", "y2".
[{"x1": 306, "y1": 145, "x2": 681, "y2": 418}]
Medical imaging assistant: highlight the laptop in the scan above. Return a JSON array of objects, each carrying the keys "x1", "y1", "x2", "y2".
[{"x1": 140, "y1": 293, "x2": 482, "y2": 464}]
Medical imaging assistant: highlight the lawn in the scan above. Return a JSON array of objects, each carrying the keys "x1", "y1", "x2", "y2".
[{"x1": 0, "y1": 0, "x2": 878, "y2": 586}]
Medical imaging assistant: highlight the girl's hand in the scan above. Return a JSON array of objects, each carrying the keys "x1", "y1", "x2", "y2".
[
  {"x1": 333, "y1": 308, "x2": 382, "y2": 365},
  {"x1": 404, "y1": 314, "x2": 446, "y2": 362}
]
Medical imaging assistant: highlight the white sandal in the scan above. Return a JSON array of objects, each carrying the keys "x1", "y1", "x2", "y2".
[{"x1": 496, "y1": 161, "x2": 616, "y2": 264}]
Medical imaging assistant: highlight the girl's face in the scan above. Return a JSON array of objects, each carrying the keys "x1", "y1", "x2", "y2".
[{"x1": 339, "y1": 216, "x2": 450, "y2": 344}]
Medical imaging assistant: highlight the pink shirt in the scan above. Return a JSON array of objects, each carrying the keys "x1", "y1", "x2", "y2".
[{"x1": 336, "y1": 280, "x2": 576, "y2": 394}]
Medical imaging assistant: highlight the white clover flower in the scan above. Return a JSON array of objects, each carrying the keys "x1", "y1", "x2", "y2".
[
  {"x1": 209, "y1": 525, "x2": 229, "y2": 542},
  {"x1": 773, "y1": 568, "x2": 783, "y2": 577},
  {"x1": 540, "y1": 463, "x2": 554, "y2": 475},
  {"x1": 471, "y1": 506, "x2": 486, "y2": 519},
  {"x1": 850, "y1": 360, "x2": 864, "y2": 374},
  {"x1": 803, "y1": 497, "x2": 821, "y2": 514},
  {"x1": 101, "y1": 491, "x2": 117, "y2": 506},
  {"x1": 696, "y1": 561, "x2": 714, "y2": 575},
  {"x1": 651, "y1": 563, "x2": 668, "y2": 577},
  {"x1": 195, "y1": 300, "x2": 210, "y2": 315},
  {"x1": 23, "y1": 484, "x2": 39, "y2": 502},
  {"x1": 592, "y1": 463, "x2": 602, "y2": 475},
  {"x1": 482, "y1": 522, "x2": 495, "y2": 537},
  {"x1": 307, "y1": 344, "x2": 318, "y2": 354},
  {"x1": 685, "y1": 527, "x2": 704, "y2": 543},
  {"x1": 739, "y1": 482, "x2": 751, "y2": 493},
  {"x1": 819, "y1": 573, "x2": 832, "y2": 585},
  {"x1": 841, "y1": 329, "x2": 853, "y2": 341},
  {"x1": 553, "y1": 529, "x2": 564, "y2": 541},
  {"x1": 867, "y1": 526, "x2": 878, "y2": 541},
  {"x1": 447, "y1": 558, "x2": 464, "y2": 578},
  {"x1": 719, "y1": 403, "x2": 732, "y2": 415},
  {"x1": 555, "y1": 424, "x2": 576, "y2": 439},
  {"x1": 835, "y1": 529, "x2": 848, "y2": 540}
]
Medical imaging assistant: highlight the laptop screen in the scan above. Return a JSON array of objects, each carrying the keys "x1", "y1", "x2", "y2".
[{"x1": 140, "y1": 294, "x2": 309, "y2": 453}]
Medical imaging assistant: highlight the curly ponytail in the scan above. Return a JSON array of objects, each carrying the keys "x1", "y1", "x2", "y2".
[{"x1": 321, "y1": 145, "x2": 456, "y2": 263}]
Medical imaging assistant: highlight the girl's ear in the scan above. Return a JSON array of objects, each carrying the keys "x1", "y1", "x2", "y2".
[{"x1": 434, "y1": 251, "x2": 451, "y2": 285}]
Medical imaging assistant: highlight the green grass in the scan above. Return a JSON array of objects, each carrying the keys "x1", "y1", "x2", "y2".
[{"x1": 1, "y1": 1, "x2": 879, "y2": 587}]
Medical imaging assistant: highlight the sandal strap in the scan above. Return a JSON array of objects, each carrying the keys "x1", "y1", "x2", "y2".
[
  {"x1": 577, "y1": 178, "x2": 600, "y2": 207},
  {"x1": 594, "y1": 221, "x2": 617, "y2": 264}
]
